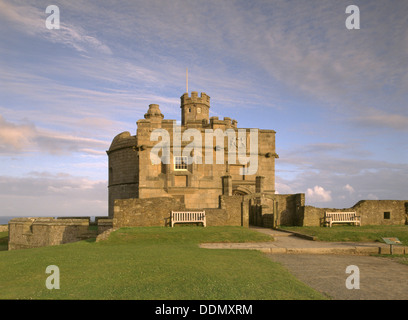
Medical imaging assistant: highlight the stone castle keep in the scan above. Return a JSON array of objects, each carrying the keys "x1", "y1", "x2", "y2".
[
  {"x1": 7, "y1": 91, "x2": 408, "y2": 250},
  {"x1": 107, "y1": 91, "x2": 278, "y2": 218}
]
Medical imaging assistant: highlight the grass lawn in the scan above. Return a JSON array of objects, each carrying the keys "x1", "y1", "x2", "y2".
[
  {"x1": 0, "y1": 231, "x2": 7, "y2": 251},
  {"x1": 280, "y1": 225, "x2": 408, "y2": 245},
  {"x1": 0, "y1": 226, "x2": 326, "y2": 300}
]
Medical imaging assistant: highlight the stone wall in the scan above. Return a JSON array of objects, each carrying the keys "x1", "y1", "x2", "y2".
[
  {"x1": 8, "y1": 217, "x2": 113, "y2": 250},
  {"x1": 0, "y1": 225, "x2": 7, "y2": 232},
  {"x1": 354, "y1": 200, "x2": 407, "y2": 225},
  {"x1": 220, "y1": 195, "x2": 248, "y2": 227},
  {"x1": 302, "y1": 200, "x2": 408, "y2": 226},
  {"x1": 248, "y1": 193, "x2": 305, "y2": 227},
  {"x1": 113, "y1": 195, "x2": 248, "y2": 228},
  {"x1": 113, "y1": 197, "x2": 186, "y2": 227}
]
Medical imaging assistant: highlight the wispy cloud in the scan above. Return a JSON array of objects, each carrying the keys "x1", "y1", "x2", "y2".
[
  {"x1": 352, "y1": 109, "x2": 408, "y2": 131},
  {"x1": 0, "y1": 172, "x2": 107, "y2": 216},
  {"x1": 0, "y1": 115, "x2": 109, "y2": 155},
  {"x1": 0, "y1": 0, "x2": 112, "y2": 55},
  {"x1": 0, "y1": 0, "x2": 407, "y2": 213}
]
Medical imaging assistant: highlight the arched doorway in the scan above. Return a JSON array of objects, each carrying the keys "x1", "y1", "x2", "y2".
[{"x1": 232, "y1": 190, "x2": 247, "y2": 196}]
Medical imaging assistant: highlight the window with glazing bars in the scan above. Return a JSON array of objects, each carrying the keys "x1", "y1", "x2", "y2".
[{"x1": 174, "y1": 156, "x2": 188, "y2": 170}]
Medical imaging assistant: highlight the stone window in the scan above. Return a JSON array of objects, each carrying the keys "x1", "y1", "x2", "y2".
[
  {"x1": 174, "y1": 156, "x2": 188, "y2": 170},
  {"x1": 384, "y1": 211, "x2": 391, "y2": 219},
  {"x1": 197, "y1": 107, "x2": 201, "y2": 113}
]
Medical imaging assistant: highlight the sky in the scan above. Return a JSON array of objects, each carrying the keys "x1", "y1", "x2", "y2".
[{"x1": 0, "y1": 0, "x2": 407, "y2": 218}]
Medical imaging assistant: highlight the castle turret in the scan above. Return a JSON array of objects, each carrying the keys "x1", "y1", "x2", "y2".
[
  {"x1": 144, "y1": 104, "x2": 164, "y2": 120},
  {"x1": 180, "y1": 91, "x2": 210, "y2": 125}
]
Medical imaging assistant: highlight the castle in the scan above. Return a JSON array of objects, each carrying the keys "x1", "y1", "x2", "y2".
[
  {"x1": 107, "y1": 91, "x2": 278, "y2": 218},
  {"x1": 6, "y1": 91, "x2": 407, "y2": 250}
]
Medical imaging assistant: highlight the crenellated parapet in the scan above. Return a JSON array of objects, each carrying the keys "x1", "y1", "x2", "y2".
[
  {"x1": 180, "y1": 91, "x2": 210, "y2": 107},
  {"x1": 180, "y1": 91, "x2": 210, "y2": 125}
]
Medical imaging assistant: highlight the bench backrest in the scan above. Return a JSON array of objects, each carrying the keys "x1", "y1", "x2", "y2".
[
  {"x1": 171, "y1": 211, "x2": 205, "y2": 222},
  {"x1": 325, "y1": 212, "x2": 357, "y2": 221}
]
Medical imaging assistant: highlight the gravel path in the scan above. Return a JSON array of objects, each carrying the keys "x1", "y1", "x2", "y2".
[{"x1": 267, "y1": 254, "x2": 408, "y2": 300}]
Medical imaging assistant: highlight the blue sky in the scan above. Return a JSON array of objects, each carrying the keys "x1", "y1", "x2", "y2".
[{"x1": 0, "y1": 0, "x2": 407, "y2": 217}]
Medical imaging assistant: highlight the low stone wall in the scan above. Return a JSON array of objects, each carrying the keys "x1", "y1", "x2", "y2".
[
  {"x1": 8, "y1": 217, "x2": 113, "y2": 250},
  {"x1": 113, "y1": 196, "x2": 248, "y2": 228},
  {"x1": 247, "y1": 193, "x2": 305, "y2": 227},
  {"x1": 204, "y1": 207, "x2": 247, "y2": 227},
  {"x1": 302, "y1": 200, "x2": 408, "y2": 226},
  {"x1": 96, "y1": 217, "x2": 114, "y2": 233},
  {"x1": 113, "y1": 197, "x2": 186, "y2": 227},
  {"x1": 302, "y1": 206, "x2": 347, "y2": 226},
  {"x1": 219, "y1": 195, "x2": 249, "y2": 227},
  {"x1": 0, "y1": 225, "x2": 7, "y2": 232},
  {"x1": 354, "y1": 200, "x2": 407, "y2": 226}
]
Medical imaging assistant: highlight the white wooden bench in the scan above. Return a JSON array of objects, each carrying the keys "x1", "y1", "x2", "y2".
[
  {"x1": 324, "y1": 211, "x2": 361, "y2": 227},
  {"x1": 171, "y1": 211, "x2": 206, "y2": 227}
]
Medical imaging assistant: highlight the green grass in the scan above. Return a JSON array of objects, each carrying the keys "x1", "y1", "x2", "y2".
[
  {"x1": 280, "y1": 225, "x2": 408, "y2": 245},
  {"x1": 0, "y1": 226, "x2": 326, "y2": 300},
  {"x1": 0, "y1": 231, "x2": 8, "y2": 251}
]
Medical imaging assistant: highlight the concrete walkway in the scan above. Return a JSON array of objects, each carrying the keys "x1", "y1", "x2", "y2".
[{"x1": 200, "y1": 226, "x2": 408, "y2": 300}]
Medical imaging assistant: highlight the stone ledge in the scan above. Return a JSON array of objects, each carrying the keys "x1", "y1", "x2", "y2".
[{"x1": 275, "y1": 228, "x2": 317, "y2": 241}]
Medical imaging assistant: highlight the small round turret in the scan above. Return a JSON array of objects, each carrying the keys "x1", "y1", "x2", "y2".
[{"x1": 144, "y1": 104, "x2": 164, "y2": 119}]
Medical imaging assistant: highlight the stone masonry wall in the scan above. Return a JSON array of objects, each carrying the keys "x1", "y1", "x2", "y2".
[
  {"x1": 247, "y1": 193, "x2": 305, "y2": 228},
  {"x1": 220, "y1": 195, "x2": 248, "y2": 226},
  {"x1": 113, "y1": 195, "x2": 247, "y2": 228},
  {"x1": 113, "y1": 197, "x2": 186, "y2": 227},
  {"x1": 302, "y1": 200, "x2": 408, "y2": 226},
  {"x1": 8, "y1": 217, "x2": 113, "y2": 250}
]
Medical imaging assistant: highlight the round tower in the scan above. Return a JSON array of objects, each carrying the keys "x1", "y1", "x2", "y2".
[{"x1": 180, "y1": 91, "x2": 210, "y2": 125}]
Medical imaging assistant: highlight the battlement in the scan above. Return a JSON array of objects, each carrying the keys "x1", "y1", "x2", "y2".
[{"x1": 180, "y1": 91, "x2": 210, "y2": 107}]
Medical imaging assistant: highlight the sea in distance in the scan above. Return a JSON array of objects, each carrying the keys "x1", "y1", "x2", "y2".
[{"x1": 0, "y1": 216, "x2": 106, "y2": 225}]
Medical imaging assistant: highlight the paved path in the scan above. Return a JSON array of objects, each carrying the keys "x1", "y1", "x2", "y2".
[
  {"x1": 268, "y1": 254, "x2": 408, "y2": 300},
  {"x1": 200, "y1": 227, "x2": 408, "y2": 300},
  {"x1": 200, "y1": 227, "x2": 398, "y2": 255}
]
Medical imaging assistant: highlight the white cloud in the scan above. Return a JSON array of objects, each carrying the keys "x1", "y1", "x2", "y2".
[
  {"x1": 306, "y1": 185, "x2": 332, "y2": 203},
  {"x1": 343, "y1": 184, "x2": 355, "y2": 195},
  {"x1": 275, "y1": 180, "x2": 294, "y2": 195}
]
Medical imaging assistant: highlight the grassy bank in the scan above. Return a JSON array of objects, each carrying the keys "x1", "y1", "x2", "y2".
[
  {"x1": 280, "y1": 225, "x2": 408, "y2": 245},
  {"x1": 0, "y1": 226, "x2": 326, "y2": 300}
]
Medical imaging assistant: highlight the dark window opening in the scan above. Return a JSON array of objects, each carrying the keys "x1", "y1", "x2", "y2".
[{"x1": 384, "y1": 212, "x2": 390, "y2": 219}]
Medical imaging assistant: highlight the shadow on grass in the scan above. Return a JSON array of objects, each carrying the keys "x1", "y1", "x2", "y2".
[{"x1": 0, "y1": 233, "x2": 8, "y2": 251}]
